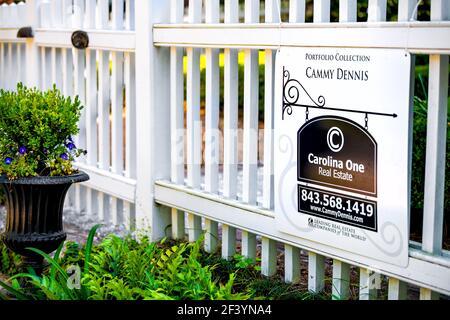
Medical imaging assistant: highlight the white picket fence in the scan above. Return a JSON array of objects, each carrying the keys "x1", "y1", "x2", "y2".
[{"x1": 0, "y1": 0, "x2": 449, "y2": 300}]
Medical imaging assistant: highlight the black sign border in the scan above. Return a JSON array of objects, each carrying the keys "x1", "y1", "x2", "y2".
[
  {"x1": 297, "y1": 115, "x2": 378, "y2": 197},
  {"x1": 298, "y1": 184, "x2": 378, "y2": 232}
]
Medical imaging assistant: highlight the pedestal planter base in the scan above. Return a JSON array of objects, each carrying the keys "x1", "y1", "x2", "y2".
[{"x1": 0, "y1": 172, "x2": 89, "y2": 274}]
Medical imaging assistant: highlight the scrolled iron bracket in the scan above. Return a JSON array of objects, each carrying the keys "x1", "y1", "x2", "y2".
[{"x1": 71, "y1": 30, "x2": 89, "y2": 49}]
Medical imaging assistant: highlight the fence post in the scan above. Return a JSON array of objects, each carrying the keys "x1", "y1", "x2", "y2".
[
  {"x1": 135, "y1": 0, "x2": 171, "y2": 240},
  {"x1": 25, "y1": 0, "x2": 39, "y2": 88}
]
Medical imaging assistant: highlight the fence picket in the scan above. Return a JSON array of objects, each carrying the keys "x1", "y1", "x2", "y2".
[
  {"x1": 284, "y1": 244, "x2": 300, "y2": 283},
  {"x1": 422, "y1": 0, "x2": 449, "y2": 255},
  {"x1": 359, "y1": 268, "x2": 378, "y2": 300},
  {"x1": 204, "y1": 0, "x2": 220, "y2": 195},
  {"x1": 289, "y1": 0, "x2": 305, "y2": 22},
  {"x1": 242, "y1": 230, "x2": 256, "y2": 261},
  {"x1": 332, "y1": 260, "x2": 350, "y2": 300},
  {"x1": 308, "y1": 252, "x2": 325, "y2": 292},
  {"x1": 222, "y1": 224, "x2": 236, "y2": 260},
  {"x1": 314, "y1": 0, "x2": 330, "y2": 23},
  {"x1": 242, "y1": 0, "x2": 260, "y2": 206},
  {"x1": 261, "y1": 237, "x2": 277, "y2": 276},
  {"x1": 205, "y1": 219, "x2": 219, "y2": 253},
  {"x1": 419, "y1": 287, "x2": 440, "y2": 300},
  {"x1": 368, "y1": 0, "x2": 387, "y2": 22},
  {"x1": 388, "y1": 278, "x2": 408, "y2": 300},
  {"x1": 339, "y1": 0, "x2": 357, "y2": 22},
  {"x1": 223, "y1": 0, "x2": 239, "y2": 200}
]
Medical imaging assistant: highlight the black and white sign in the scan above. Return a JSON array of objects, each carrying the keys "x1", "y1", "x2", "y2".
[{"x1": 274, "y1": 47, "x2": 411, "y2": 267}]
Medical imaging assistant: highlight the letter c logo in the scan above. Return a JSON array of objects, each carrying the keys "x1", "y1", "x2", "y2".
[{"x1": 327, "y1": 127, "x2": 344, "y2": 152}]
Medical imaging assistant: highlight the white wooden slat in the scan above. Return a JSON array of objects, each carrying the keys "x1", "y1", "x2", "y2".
[
  {"x1": 73, "y1": 49, "x2": 86, "y2": 151},
  {"x1": 422, "y1": 0, "x2": 449, "y2": 257},
  {"x1": 84, "y1": 0, "x2": 96, "y2": 29},
  {"x1": 123, "y1": 202, "x2": 136, "y2": 230},
  {"x1": 75, "y1": 185, "x2": 87, "y2": 215},
  {"x1": 431, "y1": 0, "x2": 449, "y2": 21},
  {"x1": 111, "y1": 51, "x2": 124, "y2": 175},
  {"x1": 188, "y1": 213, "x2": 202, "y2": 242},
  {"x1": 398, "y1": 0, "x2": 418, "y2": 21},
  {"x1": 222, "y1": 47, "x2": 239, "y2": 199},
  {"x1": 62, "y1": 0, "x2": 72, "y2": 28},
  {"x1": 186, "y1": 47, "x2": 201, "y2": 189},
  {"x1": 204, "y1": 46, "x2": 220, "y2": 193},
  {"x1": 61, "y1": 48, "x2": 73, "y2": 98},
  {"x1": 222, "y1": 224, "x2": 236, "y2": 260},
  {"x1": 86, "y1": 188, "x2": 98, "y2": 218},
  {"x1": 314, "y1": 0, "x2": 330, "y2": 23},
  {"x1": 51, "y1": 47, "x2": 63, "y2": 89},
  {"x1": 368, "y1": 0, "x2": 387, "y2": 22},
  {"x1": 205, "y1": 219, "x2": 219, "y2": 252},
  {"x1": 73, "y1": 0, "x2": 85, "y2": 29},
  {"x1": 204, "y1": 1, "x2": 220, "y2": 194},
  {"x1": 242, "y1": 49, "x2": 259, "y2": 205},
  {"x1": 111, "y1": 196, "x2": 124, "y2": 226},
  {"x1": 332, "y1": 259, "x2": 350, "y2": 300},
  {"x1": 51, "y1": 0, "x2": 63, "y2": 28},
  {"x1": 17, "y1": 1, "x2": 26, "y2": 22},
  {"x1": 24, "y1": 0, "x2": 40, "y2": 88},
  {"x1": 110, "y1": 46, "x2": 125, "y2": 224},
  {"x1": 85, "y1": 49, "x2": 98, "y2": 167},
  {"x1": 97, "y1": 0, "x2": 109, "y2": 29},
  {"x1": 0, "y1": 4, "x2": 5, "y2": 28},
  {"x1": 98, "y1": 192, "x2": 110, "y2": 223},
  {"x1": 112, "y1": 0, "x2": 124, "y2": 30},
  {"x1": 40, "y1": 46, "x2": 51, "y2": 90},
  {"x1": 186, "y1": 0, "x2": 202, "y2": 191},
  {"x1": 262, "y1": 49, "x2": 275, "y2": 209},
  {"x1": 7, "y1": 43, "x2": 15, "y2": 90},
  {"x1": 0, "y1": 44, "x2": 4, "y2": 89},
  {"x1": 265, "y1": 0, "x2": 280, "y2": 23},
  {"x1": 243, "y1": 0, "x2": 260, "y2": 205},
  {"x1": 262, "y1": 1, "x2": 278, "y2": 210},
  {"x1": 261, "y1": 237, "x2": 277, "y2": 276},
  {"x1": 125, "y1": 0, "x2": 136, "y2": 30},
  {"x1": 289, "y1": 0, "x2": 305, "y2": 23},
  {"x1": 339, "y1": 0, "x2": 357, "y2": 23},
  {"x1": 98, "y1": 50, "x2": 110, "y2": 171},
  {"x1": 16, "y1": 44, "x2": 24, "y2": 86},
  {"x1": 222, "y1": 0, "x2": 239, "y2": 200},
  {"x1": 419, "y1": 287, "x2": 440, "y2": 300},
  {"x1": 124, "y1": 52, "x2": 136, "y2": 178},
  {"x1": 359, "y1": 268, "x2": 378, "y2": 300},
  {"x1": 284, "y1": 244, "x2": 300, "y2": 283},
  {"x1": 169, "y1": 0, "x2": 186, "y2": 239},
  {"x1": 170, "y1": 46, "x2": 184, "y2": 184},
  {"x1": 171, "y1": 208, "x2": 185, "y2": 239},
  {"x1": 9, "y1": 3, "x2": 17, "y2": 28},
  {"x1": 308, "y1": 252, "x2": 325, "y2": 292},
  {"x1": 388, "y1": 278, "x2": 408, "y2": 300},
  {"x1": 242, "y1": 230, "x2": 256, "y2": 261}
]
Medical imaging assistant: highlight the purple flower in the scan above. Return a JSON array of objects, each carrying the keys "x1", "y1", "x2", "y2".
[
  {"x1": 4, "y1": 157, "x2": 12, "y2": 165},
  {"x1": 43, "y1": 148, "x2": 48, "y2": 155},
  {"x1": 67, "y1": 143, "x2": 76, "y2": 151},
  {"x1": 60, "y1": 153, "x2": 69, "y2": 161},
  {"x1": 19, "y1": 146, "x2": 26, "y2": 154}
]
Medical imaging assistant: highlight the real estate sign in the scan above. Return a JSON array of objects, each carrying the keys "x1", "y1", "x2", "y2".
[{"x1": 274, "y1": 47, "x2": 411, "y2": 267}]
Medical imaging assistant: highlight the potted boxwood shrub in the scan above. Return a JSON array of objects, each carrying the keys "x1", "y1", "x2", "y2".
[{"x1": 0, "y1": 83, "x2": 89, "y2": 274}]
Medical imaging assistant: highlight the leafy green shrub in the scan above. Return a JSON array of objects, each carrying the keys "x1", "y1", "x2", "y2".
[{"x1": 0, "y1": 83, "x2": 86, "y2": 179}]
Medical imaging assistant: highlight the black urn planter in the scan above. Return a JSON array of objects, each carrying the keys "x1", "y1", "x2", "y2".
[{"x1": 0, "y1": 172, "x2": 89, "y2": 273}]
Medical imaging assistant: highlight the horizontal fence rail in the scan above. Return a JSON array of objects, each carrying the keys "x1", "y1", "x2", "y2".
[{"x1": 0, "y1": 0, "x2": 449, "y2": 300}]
